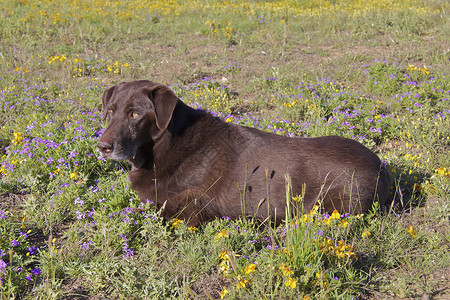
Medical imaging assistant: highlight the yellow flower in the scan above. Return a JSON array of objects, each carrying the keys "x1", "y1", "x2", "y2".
[
  {"x1": 339, "y1": 219, "x2": 349, "y2": 228},
  {"x1": 218, "y1": 260, "x2": 230, "y2": 274},
  {"x1": 188, "y1": 226, "x2": 198, "y2": 232},
  {"x1": 218, "y1": 250, "x2": 229, "y2": 261},
  {"x1": 286, "y1": 277, "x2": 297, "y2": 288},
  {"x1": 437, "y1": 167, "x2": 446, "y2": 176},
  {"x1": 236, "y1": 279, "x2": 249, "y2": 289},
  {"x1": 220, "y1": 287, "x2": 228, "y2": 299},
  {"x1": 70, "y1": 172, "x2": 78, "y2": 180},
  {"x1": 299, "y1": 214, "x2": 309, "y2": 224},
  {"x1": 310, "y1": 204, "x2": 319, "y2": 215},
  {"x1": 406, "y1": 225, "x2": 417, "y2": 238},
  {"x1": 244, "y1": 264, "x2": 256, "y2": 275},
  {"x1": 279, "y1": 264, "x2": 293, "y2": 276},
  {"x1": 172, "y1": 218, "x2": 183, "y2": 229},
  {"x1": 12, "y1": 132, "x2": 23, "y2": 144},
  {"x1": 215, "y1": 230, "x2": 229, "y2": 240},
  {"x1": 362, "y1": 229, "x2": 372, "y2": 237},
  {"x1": 330, "y1": 209, "x2": 340, "y2": 220}
]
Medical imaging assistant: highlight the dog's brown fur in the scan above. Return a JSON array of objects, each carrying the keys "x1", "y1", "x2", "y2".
[{"x1": 98, "y1": 80, "x2": 390, "y2": 226}]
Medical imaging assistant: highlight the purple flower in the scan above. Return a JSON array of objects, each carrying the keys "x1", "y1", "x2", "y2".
[
  {"x1": 11, "y1": 240, "x2": 20, "y2": 247},
  {"x1": 124, "y1": 247, "x2": 134, "y2": 257},
  {"x1": 267, "y1": 244, "x2": 278, "y2": 250},
  {"x1": 82, "y1": 241, "x2": 93, "y2": 250},
  {"x1": 31, "y1": 268, "x2": 41, "y2": 275},
  {"x1": 76, "y1": 210, "x2": 86, "y2": 220},
  {"x1": 26, "y1": 274, "x2": 32, "y2": 281},
  {"x1": 74, "y1": 197, "x2": 84, "y2": 206},
  {"x1": 87, "y1": 208, "x2": 95, "y2": 219},
  {"x1": 0, "y1": 210, "x2": 6, "y2": 219},
  {"x1": 369, "y1": 127, "x2": 382, "y2": 135},
  {"x1": 68, "y1": 149, "x2": 78, "y2": 159},
  {"x1": 0, "y1": 260, "x2": 7, "y2": 271},
  {"x1": 28, "y1": 246, "x2": 38, "y2": 255}
]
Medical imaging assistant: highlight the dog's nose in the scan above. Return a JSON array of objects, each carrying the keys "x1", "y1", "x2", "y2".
[{"x1": 97, "y1": 141, "x2": 113, "y2": 154}]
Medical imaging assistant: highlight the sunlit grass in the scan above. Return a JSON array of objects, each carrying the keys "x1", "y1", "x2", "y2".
[{"x1": 0, "y1": 0, "x2": 449, "y2": 299}]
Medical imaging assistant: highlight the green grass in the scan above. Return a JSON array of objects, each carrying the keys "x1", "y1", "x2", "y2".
[{"x1": 0, "y1": 0, "x2": 449, "y2": 299}]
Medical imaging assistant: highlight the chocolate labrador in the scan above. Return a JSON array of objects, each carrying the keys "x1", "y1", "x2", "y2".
[{"x1": 98, "y1": 80, "x2": 390, "y2": 226}]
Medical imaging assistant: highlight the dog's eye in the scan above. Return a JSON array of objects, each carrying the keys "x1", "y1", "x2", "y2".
[{"x1": 131, "y1": 112, "x2": 140, "y2": 119}]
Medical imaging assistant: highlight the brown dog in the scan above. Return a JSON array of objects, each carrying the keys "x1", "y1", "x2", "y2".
[{"x1": 98, "y1": 80, "x2": 390, "y2": 226}]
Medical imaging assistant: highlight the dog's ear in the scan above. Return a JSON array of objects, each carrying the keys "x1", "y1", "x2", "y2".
[
  {"x1": 145, "y1": 84, "x2": 179, "y2": 130},
  {"x1": 101, "y1": 85, "x2": 117, "y2": 121}
]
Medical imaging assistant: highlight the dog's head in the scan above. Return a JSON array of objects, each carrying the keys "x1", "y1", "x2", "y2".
[{"x1": 98, "y1": 80, "x2": 179, "y2": 163}]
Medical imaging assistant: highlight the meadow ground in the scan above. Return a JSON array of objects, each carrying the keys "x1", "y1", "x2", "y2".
[{"x1": 0, "y1": 0, "x2": 449, "y2": 299}]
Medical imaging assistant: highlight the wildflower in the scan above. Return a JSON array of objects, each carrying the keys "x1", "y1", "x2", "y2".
[
  {"x1": 74, "y1": 197, "x2": 84, "y2": 206},
  {"x1": 310, "y1": 204, "x2": 319, "y2": 215},
  {"x1": 0, "y1": 210, "x2": 7, "y2": 219},
  {"x1": 12, "y1": 132, "x2": 23, "y2": 144},
  {"x1": 243, "y1": 264, "x2": 256, "y2": 275},
  {"x1": 330, "y1": 209, "x2": 340, "y2": 220},
  {"x1": 339, "y1": 219, "x2": 349, "y2": 228},
  {"x1": 218, "y1": 259, "x2": 230, "y2": 274},
  {"x1": 11, "y1": 240, "x2": 20, "y2": 247},
  {"x1": 299, "y1": 214, "x2": 310, "y2": 224},
  {"x1": 172, "y1": 218, "x2": 183, "y2": 229},
  {"x1": 362, "y1": 229, "x2": 372, "y2": 237},
  {"x1": 188, "y1": 226, "x2": 199, "y2": 232},
  {"x1": 67, "y1": 149, "x2": 78, "y2": 159},
  {"x1": 436, "y1": 167, "x2": 449, "y2": 178},
  {"x1": 0, "y1": 260, "x2": 6, "y2": 272},
  {"x1": 28, "y1": 246, "x2": 38, "y2": 255},
  {"x1": 76, "y1": 210, "x2": 86, "y2": 220},
  {"x1": 279, "y1": 264, "x2": 293, "y2": 276},
  {"x1": 406, "y1": 225, "x2": 417, "y2": 238},
  {"x1": 220, "y1": 287, "x2": 228, "y2": 299},
  {"x1": 215, "y1": 230, "x2": 229, "y2": 240},
  {"x1": 355, "y1": 214, "x2": 364, "y2": 219},
  {"x1": 82, "y1": 241, "x2": 93, "y2": 250},
  {"x1": 31, "y1": 268, "x2": 41, "y2": 275},
  {"x1": 70, "y1": 172, "x2": 78, "y2": 180},
  {"x1": 286, "y1": 277, "x2": 297, "y2": 288},
  {"x1": 218, "y1": 250, "x2": 229, "y2": 261},
  {"x1": 322, "y1": 217, "x2": 331, "y2": 226},
  {"x1": 236, "y1": 279, "x2": 249, "y2": 289}
]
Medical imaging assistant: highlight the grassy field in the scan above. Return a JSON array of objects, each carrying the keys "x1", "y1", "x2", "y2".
[{"x1": 0, "y1": 0, "x2": 449, "y2": 299}]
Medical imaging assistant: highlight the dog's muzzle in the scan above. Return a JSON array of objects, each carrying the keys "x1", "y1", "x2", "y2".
[{"x1": 97, "y1": 141, "x2": 113, "y2": 154}]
